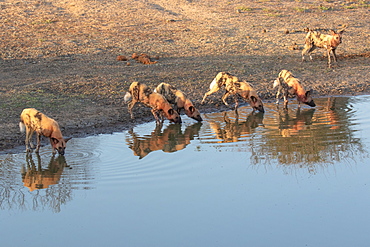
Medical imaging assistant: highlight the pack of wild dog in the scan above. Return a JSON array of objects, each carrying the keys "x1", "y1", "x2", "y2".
[
  {"x1": 201, "y1": 72, "x2": 265, "y2": 113},
  {"x1": 302, "y1": 28, "x2": 345, "y2": 67},
  {"x1": 19, "y1": 108, "x2": 71, "y2": 155},
  {"x1": 19, "y1": 68, "x2": 318, "y2": 154}
]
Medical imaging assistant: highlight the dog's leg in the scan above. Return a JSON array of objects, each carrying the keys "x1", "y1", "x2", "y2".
[
  {"x1": 221, "y1": 92, "x2": 231, "y2": 106},
  {"x1": 128, "y1": 100, "x2": 136, "y2": 119},
  {"x1": 283, "y1": 92, "x2": 288, "y2": 109},
  {"x1": 302, "y1": 43, "x2": 314, "y2": 61},
  {"x1": 29, "y1": 131, "x2": 35, "y2": 149},
  {"x1": 303, "y1": 44, "x2": 315, "y2": 61},
  {"x1": 302, "y1": 44, "x2": 309, "y2": 61},
  {"x1": 151, "y1": 109, "x2": 161, "y2": 124},
  {"x1": 332, "y1": 48, "x2": 338, "y2": 63},
  {"x1": 35, "y1": 133, "x2": 41, "y2": 153},
  {"x1": 233, "y1": 94, "x2": 239, "y2": 110},
  {"x1": 49, "y1": 138, "x2": 57, "y2": 155},
  {"x1": 25, "y1": 128, "x2": 34, "y2": 152},
  {"x1": 25, "y1": 128, "x2": 31, "y2": 152},
  {"x1": 275, "y1": 89, "x2": 281, "y2": 105},
  {"x1": 201, "y1": 83, "x2": 221, "y2": 104},
  {"x1": 327, "y1": 49, "x2": 332, "y2": 67}
]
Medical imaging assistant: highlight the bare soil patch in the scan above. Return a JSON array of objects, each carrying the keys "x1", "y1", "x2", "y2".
[{"x1": 1, "y1": 0, "x2": 369, "y2": 153}]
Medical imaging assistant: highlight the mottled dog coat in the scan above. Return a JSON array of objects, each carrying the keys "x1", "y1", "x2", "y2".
[
  {"x1": 302, "y1": 29, "x2": 344, "y2": 67},
  {"x1": 201, "y1": 72, "x2": 264, "y2": 112},
  {"x1": 273, "y1": 70, "x2": 315, "y2": 109},
  {"x1": 124, "y1": 81, "x2": 181, "y2": 124},
  {"x1": 154, "y1": 83, "x2": 202, "y2": 121},
  {"x1": 19, "y1": 108, "x2": 71, "y2": 155}
]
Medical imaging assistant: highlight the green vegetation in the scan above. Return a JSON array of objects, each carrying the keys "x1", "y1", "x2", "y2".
[
  {"x1": 236, "y1": 6, "x2": 253, "y2": 11},
  {"x1": 294, "y1": 7, "x2": 307, "y2": 12}
]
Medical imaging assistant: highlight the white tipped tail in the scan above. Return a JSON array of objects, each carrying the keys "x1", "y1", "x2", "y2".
[
  {"x1": 124, "y1": 92, "x2": 132, "y2": 103},
  {"x1": 273, "y1": 79, "x2": 280, "y2": 89},
  {"x1": 209, "y1": 78, "x2": 217, "y2": 90},
  {"x1": 19, "y1": 122, "x2": 26, "y2": 133}
]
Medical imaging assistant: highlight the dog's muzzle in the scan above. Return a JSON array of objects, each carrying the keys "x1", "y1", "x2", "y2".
[{"x1": 305, "y1": 100, "x2": 316, "y2": 107}]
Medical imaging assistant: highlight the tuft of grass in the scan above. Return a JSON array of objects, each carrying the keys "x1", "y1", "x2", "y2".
[
  {"x1": 343, "y1": 5, "x2": 357, "y2": 9},
  {"x1": 236, "y1": 6, "x2": 253, "y2": 11},
  {"x1": 294, "y1": 7, "x2": 307, "y2": 12},
  {"x1": 318, "y1": 5, "x2": 332, "y2": 11},
  {"x1": 31, "y1": 19, "x2": 57, "y2": 25}
]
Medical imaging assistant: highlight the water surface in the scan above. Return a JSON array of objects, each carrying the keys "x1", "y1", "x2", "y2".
[{"x1": 1, "y1": 96, "x2": 370, "y2": 247}]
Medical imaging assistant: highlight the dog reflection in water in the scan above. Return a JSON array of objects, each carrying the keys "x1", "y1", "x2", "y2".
[
  {"x1": 208, "y1": 111, "x2": 264, "y2": 143},
  {"x1": 126, "y1": 122, "x2": 202, "y2": 159},
  {"x1": 21, "y1": 154, "x2": 67, "y2": 191},
  {"x1": 276, "y1": 108, "x2": 316, "y2": 137}
]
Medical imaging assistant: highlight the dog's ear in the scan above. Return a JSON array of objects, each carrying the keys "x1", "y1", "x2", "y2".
[
  {"x1": 189, "y1": 106, "x2": 195, "y2": 113},
  {"x1": 168, "y1": 108, "x2": 174, "y2": 115},
  {"x1": 305, "y1": 90, "x2": 312, "y2": 97},
  {"x1": 51, "y1": 137, "x2": 59, "y2": 144},
  {"x1": 251, "y1": 96, "x2": 258, "y2": 103},
  {"x1": 64, "y1": 137, "x2": 72, "y2": 143}
]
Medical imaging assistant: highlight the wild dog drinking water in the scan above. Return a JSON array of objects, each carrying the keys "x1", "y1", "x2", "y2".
[
  {"x1": 302, "y1": 29, "x2": 345, "y2": 67},
  {"x1": 273, "y1": 69, "x2": 315, "y2": 109},
  {"x1": 124, "y1": 81, "x2": 182, "y2": 124},
  {"x1": 19, "y1": 108, "x2": 71, "y2": 155},
  {"x1": 154, "y1": 83, "x2": 202, "y2": 121},
  {"x1": 201, "y1": 72, "x2": 264, "y2": 112}
]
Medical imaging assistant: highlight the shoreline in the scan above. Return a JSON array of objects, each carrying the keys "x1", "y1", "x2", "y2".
[{"x1": 2, "y1": 93, "x2": 368, "y2": 155}]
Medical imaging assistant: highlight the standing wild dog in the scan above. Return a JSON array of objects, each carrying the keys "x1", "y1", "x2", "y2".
[
  {"x1": 19, "y1": 108, "x2": 71, "y2": 155},
  {"x1": 124, "y1": 81, "x2": 181, "y2": 124},
  {"x1": 154, "y1": 83, "x2": 202, "y2": 122},
  {"x1": 273, "y1": 69, "x2": 315, "y2": 109},
  {"x1": 201, "y1": 72, "x2": 265, "y2": 112},
  {"x1": 302, "y1": 29, "x2": 345, "y2": 67}
]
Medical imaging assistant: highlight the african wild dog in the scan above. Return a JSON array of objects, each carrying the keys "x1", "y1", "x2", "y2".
[
  {"x1": 273, "y1": 69, "x2": 315, "y2": 109},
  {"x1": 124, "y1": 81, "x2": 181, "y2": 124},
  {"x1": 19, "y1": 108, "x2": 71, "y2": 155},
  {"x1": 302, "y1": 29, "x2": 345, "y2": 67},
  {"x1": 201, "y1": 72, "x2": 264, "y2": 112},
  {"x1": 154, "y1": 83, "x2": 202, "y2": 121}
]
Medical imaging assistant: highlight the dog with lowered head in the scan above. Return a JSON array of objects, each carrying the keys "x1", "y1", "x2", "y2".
[
  {"x1": 201, "y1": 72, "x2": 264, "y2": 112},
  {"x1": 19, "y1": 108, "x2": 71, "y2": 155},
  {"x1": 124, "y1": 81, "x2": 181, "y2": 124},
  {"x1": 302, "y1": 29, "x2": 345, "y2": 67},
  {"x1": 273, "y1": 69, "x2": 315, "y2": 109},
  {"x1": 154, "y1": 83, "x2": 202, "y2": 122}
]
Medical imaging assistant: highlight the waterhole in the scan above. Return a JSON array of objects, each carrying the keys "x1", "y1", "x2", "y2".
[{"x1": 1, "y1": 95, "x2": 370, "y2": 246}]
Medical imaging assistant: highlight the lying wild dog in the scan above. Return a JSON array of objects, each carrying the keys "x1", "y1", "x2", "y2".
[
  {"x1": 201, "y1": 72, "x2": 265, "y2": 112},
  {"x1": 132, "y1": 53, "x2": 158, "y2": 65},
  {"x1": 19, "y1": 108, "x2": 71, "y2": 155},
  {"x1": 124, "y1": 81, "x2": 181, "y2": 124},
  {"x1": 302, "y1": 29, "x2": 345, "y2": 67},
  {"x1": 273, "y1": 69, "x2": 316, "y2": 109},
  {"x1": 154, "y1": 83, "x2": 202, "y2": 122}
]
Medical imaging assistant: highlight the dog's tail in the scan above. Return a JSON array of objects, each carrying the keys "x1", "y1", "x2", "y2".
[
  {"x1": 19, "y1": 121, "x2": 26, "y2": 133},
  {"x1": 124, "y1": 92, "x2": 132, "y2": 103},
  {"x1": 273, "y1": 79, "x2": 280, "y2": 89}
]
